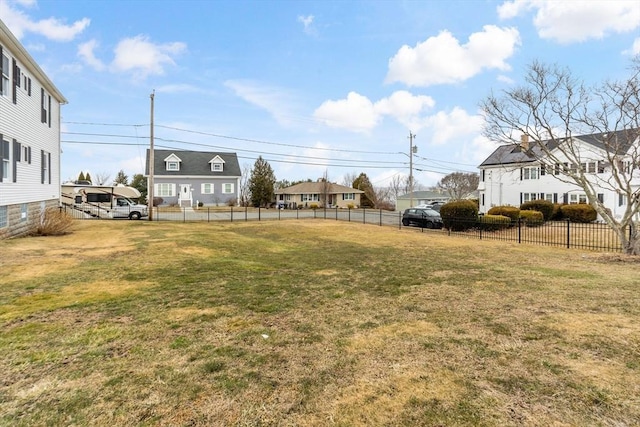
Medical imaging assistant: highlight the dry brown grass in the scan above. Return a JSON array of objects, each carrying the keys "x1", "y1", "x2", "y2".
[{"x1": 1, "y1": 220, "x2": 639, "y2": 426}]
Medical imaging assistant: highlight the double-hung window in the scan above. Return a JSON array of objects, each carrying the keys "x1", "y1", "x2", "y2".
[
  {"x1": 2, "y1": 139, "x2": 11, "y2": 182},
  {"x1": 201, "y1": 183, "x2": 214, "y2": 194},
  {"x1": 222, "y1": 183, "x2": 234, "y2": 194},
  {"x1": 1, "y1": 53, "x2": 9, "y2": 96},
  {"x1": 156, "y1": 183, "x2": 176, "y2": 197},
  {"x1": 342, "y1": 193, "x2": 355, "y2": 200}
]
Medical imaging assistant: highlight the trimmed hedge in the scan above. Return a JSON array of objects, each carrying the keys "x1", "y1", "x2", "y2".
[
  {"x1": 560, "y1": 204, "x2": 597, "y2": 223},
  {"x1": 440, "y1": 200, "x2": 478, "y2": 231},
  {"x1": 487, "y1": 206, "x2": 520, "y2": 222},
  {"x1": 519, "y1": 210, "x2": 544, "y2": 227},
  {"x1": 551, "y1": 203, "x2": 564, "y2": 220},
  {"x1": 478, "y1": 214, "x2": 511, "y2": 231},
  {"x1": 520, "y1": 200, "x2": 554, "y2": 221}
]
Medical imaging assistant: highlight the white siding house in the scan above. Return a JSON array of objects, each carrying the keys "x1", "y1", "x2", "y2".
[
  {"x1": 478, "y1": 131, "x2": 640, "y2": 221},
  {"x1": 0, "y1": 20, "x2": 67, "y2": 238}
]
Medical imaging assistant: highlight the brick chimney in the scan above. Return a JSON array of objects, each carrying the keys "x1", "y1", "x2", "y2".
[{"x1": 520, "y1": 134, "x2": 530, "y2": 151}]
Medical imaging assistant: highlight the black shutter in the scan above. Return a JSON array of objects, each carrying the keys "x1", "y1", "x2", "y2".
[
  {"x1": 540, "y1": 164, "x2": 546, "y2": 175},
  {"x1": 553, "y1": 193, "x2": 558, "y2": 203},
  {"x1": 28, "y1": 146, "x2": 31, "y2": 164},
  {"x1": 28, "y1": 78, "x2": 31, "y2": 96},
  {"x1": 520, "y1": 168, "x2": 523, "y2": 180},
  {"x1": 520, "y1": 192, "x2": 523, "y2": 204},
  {"x1": 47, "y1": 152, "x2": 51, "y2": 183},
  {"x1": 597, "y1": 193, "x2": 604, "y2": 203},
  {"x1": 11, "y1": 58, "x2": 17, "y2": 104},
  {"x1": 41, "y1": 89, "x2": 46, "y2": 123},
  {"x1": 12, "y1": 139, "x2": 19, "y2": 182},
  {"x1": 563, "y1": 193, "x2": 568, "y2": 204},
  {"x1": 48, "y1": 95, "x2": 52, "y2": 128}
]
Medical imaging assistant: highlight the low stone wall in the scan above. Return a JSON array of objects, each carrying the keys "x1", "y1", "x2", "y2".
[{"x1": 1, "y1": 199, "x2": 58, "y2": 239}]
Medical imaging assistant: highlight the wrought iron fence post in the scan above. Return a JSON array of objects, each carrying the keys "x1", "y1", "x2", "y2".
[
  {"x1": 183, "y1": 207, "x2": 186, "y2": 223},
  {"x1": 399, "y1": 212, "x2": 401, "y2": 229},
  {"x1": 207, "y1": 207, "x2": 210, "y2": 223},
  {"x1": 258, "y1": 207, "x2": 261, "y2": 221},
  {"x1": 231, "y1": 206, "x2": 233, "y2": 222},
  {"x1": 363, "y1": 208, "x2": 366, "y2": 224},
  {"x1": 566, "y1": 219, "x2": 570, "y2": 249},
  {"x1": 324, "y1": 206, "x2": 326, "y2": 220},
  {"x1": 379, "y1": 209, "x2": 382, "y2": 226},
  {"x1": 336, "y1": 206, "x2": 338, "y2": 221},
  {"x1": 518, "y1": 218, "x2": 522, "y2": 244}
]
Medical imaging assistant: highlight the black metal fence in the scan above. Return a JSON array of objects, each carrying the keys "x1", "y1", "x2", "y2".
[{"x1": 61, "y1": 205, "x2": 626, "y2": 253}]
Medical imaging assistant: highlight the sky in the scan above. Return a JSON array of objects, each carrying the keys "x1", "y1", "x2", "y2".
[{"x1": 1, "y1": 0, "x2": 639, "y2": 188}]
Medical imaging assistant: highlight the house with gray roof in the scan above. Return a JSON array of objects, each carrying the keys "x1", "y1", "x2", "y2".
[
  {"x1": 274, "y1": 181, "x2": 364, "y2": 209},
  {"x1": 145, "y1": 149, "x2": 241, "y2": 207},
  {"x1": 477, "y1": 130, "x2": 640, "y2": 219}
]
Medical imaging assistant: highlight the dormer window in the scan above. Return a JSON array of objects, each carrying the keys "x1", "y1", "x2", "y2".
[
  {"x1": 209, "y1": 155, "x2": 225, "y2": 172},
  {"x1": 167, "y1": 161, "x2": 179, "y2": 171},
  {"x1": 164, "y1": 153, "x2": 182, "y2": 171}
]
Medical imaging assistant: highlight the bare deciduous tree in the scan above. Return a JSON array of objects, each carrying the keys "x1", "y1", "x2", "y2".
[
  {"x1": 94, "y1": 172, "x2": 111, "y2": 185},
  {"x1": 481, "y1": 59, "x2": 640, "y2": 254},
  {"x1": 437, "y1": 172, "x2": 479, "y2": 200},
  {"x1": 239, "y1": 163, "x2": 251, "y2": 207}
]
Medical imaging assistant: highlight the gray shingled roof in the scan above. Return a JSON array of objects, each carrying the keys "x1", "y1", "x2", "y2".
[
  {"x1": 480, "y1": 129, "x2": 638, "y2": 167},
  {"x1": 274, "y1": 182, "x2": 364, "y2": 194},
  {"x1": 145, "y1": 150, "x2": 241, "y2": 177}
]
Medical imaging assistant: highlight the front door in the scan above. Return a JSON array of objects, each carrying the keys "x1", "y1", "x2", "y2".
[{"x1": 179, "y1": 184, "x2": 192, "y2": 207}]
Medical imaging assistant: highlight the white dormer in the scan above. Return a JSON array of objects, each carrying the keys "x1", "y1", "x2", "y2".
[
  {"x1": 209, "y1": 155, "x2": 225, "y2": 172},
  {"x1": 164, "y1": 153, "x2": 182, "y2": 171}
]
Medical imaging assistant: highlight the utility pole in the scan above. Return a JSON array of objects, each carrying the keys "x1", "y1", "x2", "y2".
[
  {"x1": 148, "y1": 90, "x2": 155, "y2": 221},
  {"x1": 409, "y1": 131, "x2": 416, "y2": 208}
]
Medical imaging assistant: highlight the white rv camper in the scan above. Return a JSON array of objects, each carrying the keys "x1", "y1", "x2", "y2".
[{"x1": 61, "y1": 184, "x2": 148, "y2": 220}]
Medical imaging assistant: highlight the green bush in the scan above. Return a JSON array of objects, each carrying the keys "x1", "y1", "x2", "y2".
[
  {"x1": 551, "y1": 203, "x2": 564, "y2": 220},
  {"x1": 560, "y1": 204, "x2": 597, "y2": 223},
  {"x1": 440, "y1": 200, "x2": 478, "y2": 231},
  {"x1": 487, "y1": 206, "x2": 520, "y2": 222},
  {"x1": 520, "y1": 200, "x2": 554, "y2": 221},
  {"x1": 519, "y1": 210, "x2": 544, "y2": 227},
  {"x1": 478, "y1": 214, "x2": 511, "y2": 231}
]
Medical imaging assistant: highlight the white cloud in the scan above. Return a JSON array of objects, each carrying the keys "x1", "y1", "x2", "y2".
[
  {"x1": 156, "y1": 84, "x2": 201, "y2": 94},
  {"x1": 624, "y1": 38, "x2": 640, "y2": 56},
  {"x1": 313, "y1": 92, "x2": 379, "y2": 133},
  {"x1": 78, "y1": 39, "x2": 105, "y2": 71},
  {"x1": 111, "y1": 35, "x2": 186, "y2": 79},
  {"x1": 314, "y1": 90, "x2": 435, "y2": 133},
  {"x1": 498, "y1": 0, "x2": 640, "y2": 44},
  {"x1": 423, "y1": 107, "x2": 484, "y2": 146},
  {"x1": 297, "y1": 14, "x2": 317, "y2": 36},
  {"x1": 386, "y1": 25, "x2": 520, "y2": 87},
  {"x1": 497, "y1": 74, "x2": 515, "y2": 85},
  {"x1": 0, "y1": 1, "x2": 89, "y2": 41},
  {"x1": 225, "y1": 79, "x2": 297, "y2": 126}
]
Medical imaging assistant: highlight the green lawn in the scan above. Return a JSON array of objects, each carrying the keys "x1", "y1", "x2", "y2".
[{"x1": 1, "y1": 220, "x2": 639, "y2": 426}]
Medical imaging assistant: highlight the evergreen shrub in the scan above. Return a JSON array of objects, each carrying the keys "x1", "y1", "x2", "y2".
[
  {"x1": 560, "y1": 204, "x2": 597, "y2": 223},
  {"x1": 487, "y1": 206, "x2": 520, "y2": 223},
  {"x1": 520, "y1": 200, "x2": 554, "y2": 221},
  {"x1": 440, "y1": 200, "x2": 478, "y2": 231},
  {"x1": 551, "y1": 203, "x2": 564, "y2": 220},
  {"x1": 519, "y1": 210, "x2": 544, "y2": 227},
  {"x1": 478, "y1": 214, "x2": 511, "y2": 231}
]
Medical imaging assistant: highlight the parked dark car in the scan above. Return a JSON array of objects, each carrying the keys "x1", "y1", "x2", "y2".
[{"x1": 402, "y1": 208, "x2": 443, "y2": 228}]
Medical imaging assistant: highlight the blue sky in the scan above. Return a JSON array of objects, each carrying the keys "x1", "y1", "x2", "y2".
[{"x1": 1, "y1": 0, "x2": 639, "y2": 187}]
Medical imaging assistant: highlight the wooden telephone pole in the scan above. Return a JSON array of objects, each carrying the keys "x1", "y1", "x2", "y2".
[{"x1": 148, "y1": 90, "x2": 155, "y2": 221}]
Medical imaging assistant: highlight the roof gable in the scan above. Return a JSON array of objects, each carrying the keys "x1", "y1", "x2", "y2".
[{"x1": 146, "y1": 150, "x2": 241, "y2": 177}]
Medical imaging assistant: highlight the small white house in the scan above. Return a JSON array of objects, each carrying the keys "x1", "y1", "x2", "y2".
[
  {"x1": 477, "y1": 130, "x2": 640, "y2": 220},
  {"x1": 0, "y1": 20, "x2": 67, "y2": 238}
]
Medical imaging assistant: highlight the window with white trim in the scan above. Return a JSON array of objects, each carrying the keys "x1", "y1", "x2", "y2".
[
  {"x1": 522, "y1": 193, "x2": 539, "y2": 203},
  {"x1": 1, "y1": 53, "x2": 9, "y2": 97},
  {"x1": 569, "y1": 194, "x2": 587, "y2": 204},
  {"x1": 211, "y1": 162, "x2": 223, "y2": 172},
  {"x1": 166, "y1": 161, "x2": 179, "y2": 171},
  {"x1": 222, "y1": 183, "x2": 234, "y2": 194},
  {"x1": 201, "y1": 183, "x2": 214, "y2": 194},
  {"x1": 156, "y1": 183, "x2": 176, "y2": 197},
  {"x1": 301, "y1": 194, "x2": 319, "y2": 201},
  {"x1": 342, "y1": 193, "x2": 355, "y2": 200},
  {"x1": 1, "y1": 139, "x2": 10, "y2": 181},
  {"x1": 522, "y1": 167, "x2": 539, "y2": 180}
]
